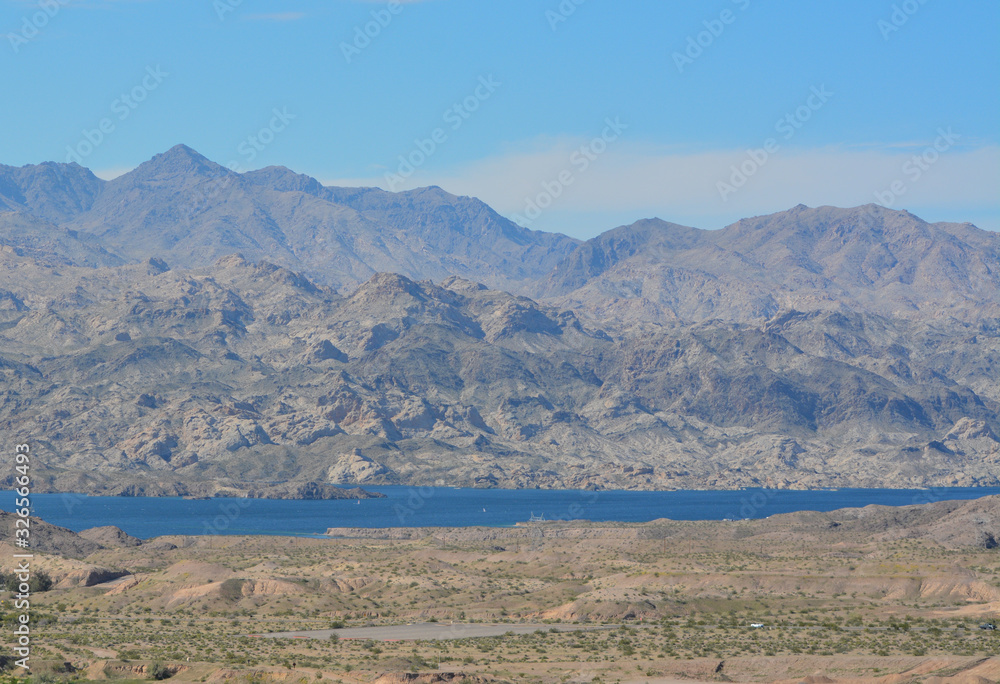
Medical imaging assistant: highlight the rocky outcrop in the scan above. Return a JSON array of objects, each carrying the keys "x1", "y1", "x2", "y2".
[
  {"x1": 372, "y1": 674, "x2": 506, "y2": 684},
  {"x1": 326, "y1": 451, "x2": 395, "y2": 484},
  {"x1": 241, "y1": 482, "x2": 381, "y2": 500},
  {"x1": 240, "y1": 579, "x2": 306, "y2": 597},
  {"x1": 77, "y1": 526, "x2": 144, "y2": 547},
  {"x1": 55, "y1": 568, "x2": 130, "y2": 588},
  {"x1": 0, "y1": 510, "x2": 103, "y2": 558}
]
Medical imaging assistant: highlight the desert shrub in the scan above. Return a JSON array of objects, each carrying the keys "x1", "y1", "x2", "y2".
[
  {"x1": 3, "y1": 570, "x2": 52, "y2": 593},
  {"x1": 219, "y1": 579, "x2": 246, "y2": 601},
  {"x1": 149, "y1": 662, "x2": 172, "y2": 680}
]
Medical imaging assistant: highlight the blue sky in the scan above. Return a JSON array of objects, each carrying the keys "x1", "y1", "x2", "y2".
[{"x1": 2, "y1": 0, "x2": 998, "y2": 238}]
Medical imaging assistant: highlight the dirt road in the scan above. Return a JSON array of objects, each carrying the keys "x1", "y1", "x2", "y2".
[{"x1": 259, "y1": 621, "x2": 620, "y2": 641}]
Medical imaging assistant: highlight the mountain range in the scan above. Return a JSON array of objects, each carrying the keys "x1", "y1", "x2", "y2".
[
  {"x1": 1, "y1": 145, "x2": 998, "y2": 494},
  {"x1": 1, "y1": 145, "x2": 576, "y2": 293}
]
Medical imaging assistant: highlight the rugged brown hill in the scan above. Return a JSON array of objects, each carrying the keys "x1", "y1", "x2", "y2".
[
  {"x1": 77, "y1": 525, "x2": 144, "y2": 548},
  {"x1": 0, "y1": 510, "x2": 104, "y2": 557},
  {"x1": 329, "y1": 494, "x2": 1000, "y2": 552},
  {"x1": 0, "y1": 250, "x2": 997, "y2": 493}
]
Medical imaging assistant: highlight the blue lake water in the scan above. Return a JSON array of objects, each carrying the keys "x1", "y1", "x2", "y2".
[{"x1": 1, "y1": 486, "x2": 997, "y2": 539}]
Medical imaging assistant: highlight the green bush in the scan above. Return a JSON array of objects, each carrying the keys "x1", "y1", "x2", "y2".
[
  {"x1": 3, "y1": 570, "x2": 52, "y2": 593},
  {"x1": 149, "y1": 662, "x2": 172, "y2": 680},
  {"x1": 219, "y1": 579, "x2": 246, "y2": 601}
]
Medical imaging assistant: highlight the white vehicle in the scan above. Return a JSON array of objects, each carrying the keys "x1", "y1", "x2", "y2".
[{"x1": 750, "y1": 623, "x2": 765, "y2": 628}]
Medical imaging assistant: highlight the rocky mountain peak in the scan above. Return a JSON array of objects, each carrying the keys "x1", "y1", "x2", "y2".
[
  {"x1": 0, "y1": 145, "x2": 579, "y2": 293},
  {"x1": 440, "y1": 275, "x2": 488, "y2": 292},
  {"x1": 544, "y1": 204, "x2": 1000, "y2": 324},
  {"x1": 215, "y1": 253, "x2": 249, "y2": 269},
  {"x1": 349, "y1": 272, "x2": 428, "y2": 303},
  {"x1": 124, "y1": 144, "x2": 230, "y2": 183},
  {"x1": 0, "y1": 160, "x2": 104, "y2": 223},
  {"x1": 242, "y1": 166, "x2": 325, "y2": 195}
]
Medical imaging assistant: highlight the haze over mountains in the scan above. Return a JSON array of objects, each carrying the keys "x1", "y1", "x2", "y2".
[
  {"x1": 1, "y1": 145, "x2": 576, "y2": 293},
  {"x1": 1, "y1": 145, "x2": 998, "y2": 494}
]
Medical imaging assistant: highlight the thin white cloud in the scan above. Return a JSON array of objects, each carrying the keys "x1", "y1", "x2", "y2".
[
  {"x1": 326, "y1": 139, "x2": 1000, "y2": 235},
  {"x1": 30, "y1": 0, "x2": 157, "y2": 8},
  {"x1": 92, "y1": 167, "x2": 134, "y2": 180},
  {"x1": 242, "y1": 12, "x2": 306, "y2": 22}
]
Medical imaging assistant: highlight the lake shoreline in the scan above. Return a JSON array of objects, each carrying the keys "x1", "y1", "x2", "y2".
[{"x1": 3, "y1": 485, "x2": 999, "y2": 539}]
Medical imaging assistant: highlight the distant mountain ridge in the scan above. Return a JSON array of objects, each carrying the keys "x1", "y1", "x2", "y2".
[
  {"x1": 4, "y1": 146, "x2": 997, "y2": 326},
  {"x1": 540, "y1": 204, "x2": 1000, "y2": 324},
  {"x1": 0, "y1": 160, "x2": 103, "y2": 223},
  {"x1": 2, "y1": 146, "x2": 999, "y2": 494},
  {"x1": 1, "y1": 145, "x2": 579, "y2": 293}
]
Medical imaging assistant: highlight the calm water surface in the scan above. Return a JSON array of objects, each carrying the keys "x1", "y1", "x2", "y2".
[{"x1": 1, "y1": 486, "x2": 996, "y2": 539}]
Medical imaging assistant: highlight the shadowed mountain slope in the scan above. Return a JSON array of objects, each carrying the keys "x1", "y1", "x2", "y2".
[{"x1": 0, "y1": 254, "x2": 997, "y2": 492}]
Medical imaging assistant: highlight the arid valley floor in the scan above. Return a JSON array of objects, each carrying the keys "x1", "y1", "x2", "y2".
[
  {"x1": 2, "y1": 495, "x2": 999, "y2": 683},
  {"x1": 4, "y1": 2, "x2": 1000, "y2": 681}
]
